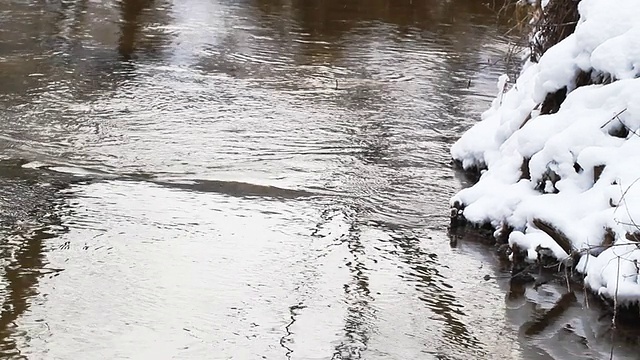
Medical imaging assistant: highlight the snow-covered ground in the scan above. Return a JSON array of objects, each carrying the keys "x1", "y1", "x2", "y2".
[{"x1": 451, "y1": 0, "x2": 640, "y2": 305}]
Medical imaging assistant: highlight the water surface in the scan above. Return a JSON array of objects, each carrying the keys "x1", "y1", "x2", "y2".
[{"x1": 0, "y1": 1, "x2": 638, "y2": 359}]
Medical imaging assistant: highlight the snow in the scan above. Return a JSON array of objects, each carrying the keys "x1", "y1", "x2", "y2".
[{"x1": 451, "y1": 0, "x2": 640, "y2": 305}]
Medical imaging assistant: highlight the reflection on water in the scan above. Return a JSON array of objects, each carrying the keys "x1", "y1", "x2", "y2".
[
  {"x1": 118, "y1": 0, "x2": 155, "y2": 59},
  {"x1": 389, "y1": 231, "x2": 482, "y2": 353},
  {"x1": 0, "y1": 160, "x2": 71, "y2": 356},
  {"x1": 1, "y1": 0, "x2": 638, "y2": 359}
]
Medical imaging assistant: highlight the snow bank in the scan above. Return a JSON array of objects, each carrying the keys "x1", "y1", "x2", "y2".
[{"x1": 451, "y1": 0, "x2": 640, "y2": 305}]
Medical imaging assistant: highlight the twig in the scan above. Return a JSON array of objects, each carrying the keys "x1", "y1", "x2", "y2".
[
  {"x1": 615, "y1": 180, "x2": 640, "y2": 232},
  {"x1": 613, "y1": 256, "x2": 620, "y2": 326},
  {"x1": 615, "y1": 117, "x2": 640, "y2": 139},
  {"x1": 600, "y1": 108, "x2": 628, "y2": 129},
  {"x1": 610, "y1": 256, "x2": 621, "y2": 360},
  {"x1": 584, "y1": 253, "x2": 591, "y2": 309}
]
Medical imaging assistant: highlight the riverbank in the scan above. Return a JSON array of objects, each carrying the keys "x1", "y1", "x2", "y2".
[{"x1": 451, "y1": 0, "x2": 640, "y2": 316}]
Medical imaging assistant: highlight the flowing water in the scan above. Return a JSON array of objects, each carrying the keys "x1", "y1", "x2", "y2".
[{"x1": 0, "y1": 1, "x2": 639, "y2": 359}]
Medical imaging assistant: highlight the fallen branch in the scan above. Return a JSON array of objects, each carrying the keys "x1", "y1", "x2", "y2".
[{"x1": 532, "y1": 218, "x2": 573, "y2": 257}]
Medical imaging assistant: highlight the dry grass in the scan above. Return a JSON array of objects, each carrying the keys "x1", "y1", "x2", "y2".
[
  {"x1": 486, "y1": 0, "x2": 581, "y2": 69},
  {"x1": 529, "y1": 0, "x2": 581, "y2": 62}
]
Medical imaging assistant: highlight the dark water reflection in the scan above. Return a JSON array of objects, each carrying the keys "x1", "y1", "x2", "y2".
[
  {"x1": 0, "y1": 160, "x2": 71, "y2": 356},
  {"x1": 1, "y1": 0, "x2": 638, "y2": 359}
]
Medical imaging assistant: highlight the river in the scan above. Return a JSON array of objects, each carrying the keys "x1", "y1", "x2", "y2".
[{"x1": 0, "y1": 1, "x2": 638, "y2": 359}]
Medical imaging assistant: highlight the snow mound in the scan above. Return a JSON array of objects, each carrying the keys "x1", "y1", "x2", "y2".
[{"x1": 451, "y1": 0, "x2": 640, "y2": 305}]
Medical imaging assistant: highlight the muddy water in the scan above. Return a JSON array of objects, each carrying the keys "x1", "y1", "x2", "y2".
[{"x1": 0, "y1": 1, "x2": 638, "y2": 359}]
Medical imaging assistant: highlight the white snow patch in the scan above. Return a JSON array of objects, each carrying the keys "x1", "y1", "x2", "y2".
[{"x1": 451, "y1": 0, "x2": 640, "y2": 304}]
